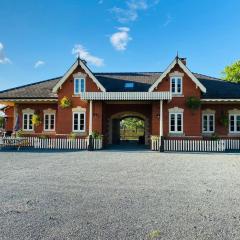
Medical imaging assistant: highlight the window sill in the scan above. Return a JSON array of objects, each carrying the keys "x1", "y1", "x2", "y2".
[
  {"x1": 228, "y1": 133, "x2": 240, "y2": 137},
  {"x1": 172, "y1": 94, "x2": 184, "y2": 97},
  {"x1": 168, "y1": 132, "x2": 185, "y2": 137},
  {"x1": 202, "y1": 132, "x2": 214, "y2": 136},
  {"x1": 42, "y1": 131, "x2": 56, "y2": 134}
]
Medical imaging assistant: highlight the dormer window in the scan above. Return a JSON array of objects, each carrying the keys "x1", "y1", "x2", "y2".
[
  {"x1": 124, "y1": 82, "x2": 134, "y2": 88},
  {"x1": 74, "y1": 78, "x2": 85, "y2": 94},
  {"x1": 170, "y1": 77, "x2": 182, "y2": 94}
]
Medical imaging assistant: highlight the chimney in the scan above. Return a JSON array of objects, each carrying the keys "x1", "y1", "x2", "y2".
[{"x1": 179, "y1": 58, "x2": 187, "y2": 65}]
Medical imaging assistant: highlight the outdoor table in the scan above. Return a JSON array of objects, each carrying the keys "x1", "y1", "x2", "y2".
[{"x1": 2, "y1": 137, "x2": 29, "y2": 151}]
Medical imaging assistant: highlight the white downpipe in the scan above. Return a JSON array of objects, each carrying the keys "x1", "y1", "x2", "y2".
[{"x1": 89, "y1": 100, "x2": 93, "y2": 135}]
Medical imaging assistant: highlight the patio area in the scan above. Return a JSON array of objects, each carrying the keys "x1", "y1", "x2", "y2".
[{"x1": 1, "y1": 151, "x2": 240, "y2": 239}]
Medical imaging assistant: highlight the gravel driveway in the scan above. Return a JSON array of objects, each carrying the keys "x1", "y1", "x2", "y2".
[{"x1": 0, "y1": 150, "x2": 240, "y2": 240}]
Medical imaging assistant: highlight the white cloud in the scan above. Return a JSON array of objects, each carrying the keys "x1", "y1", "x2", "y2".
[
  {"x1": 34, "y1": 60, "x2": 45, "y2": 68},
  {"x1": 72, "y1": 44, "x2": 104, "y2": 67},
  {"x1": 0, "y1": 42, "x2": 11, "y2": 64},
  {"x1": 163, "y1": 14, "x2": 172, "y2": 27},
  {"x1": 110, "y1": 27, "x2": 132, "y2": 51},
  {"x1": 111, "y1": 0, "x2": 159, "y2": 23}
]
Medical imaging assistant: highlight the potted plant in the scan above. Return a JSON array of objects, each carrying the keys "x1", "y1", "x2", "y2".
[
  {"x1": 91, "y1": 131, "x2": 103, "y2": 139},
  {"x1": 69, "y1": 132, "x2": 77, "y2": 140},
  {"x1": 32, "y1": 114, "x2": 41, "y2": 126},
  {"x1": 60, "y1": 96, "x2": 71, "y2": 109},
  {"x1": 186, "y1": 96, "x2": 201, "y2": 113}
]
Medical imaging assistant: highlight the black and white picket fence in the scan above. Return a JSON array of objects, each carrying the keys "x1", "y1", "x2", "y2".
[
  {"x1": 151, "y1": 138, "x2": 240, "y2": 152},
  {"x1": 1, "y1": 137, "x2": 103, "y2": 150}
]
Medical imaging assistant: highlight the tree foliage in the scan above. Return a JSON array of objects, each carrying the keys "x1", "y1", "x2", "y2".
[
  {"x1": 223, "y1": 60, "x2": 240, "y2": 83},
  {"x1": 120, "y1": 117, "x2": 144, "y2": 130},
  {"x1": 0, "y1": 117, "x2": 4, "y2": 128}
]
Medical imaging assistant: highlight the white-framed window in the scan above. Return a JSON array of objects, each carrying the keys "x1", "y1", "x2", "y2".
[
  {"x1": 72, "y1": 112, "x2": 86, "y2": 132},
  {"x1": 23, "y1": 113, "x2": 33, "y2": 131},
  {"x1": 169, "y1": 112, "x2": 183, "y2": 133},
  {"x1": 44, "y1": 113, "x2": 55, "y2": 131},
  {"x1": 229, "y1": 114, "x2": 240, "y2": 133},
  {"x1": 202, "y1": 114, "x2": 215, "y2": 133},
  {"x1": 170, "y1": 77, "x2": 182, "y2": 94},
  {"x1": 74, "y1": 78, "x2": 85, "y2": 94}
]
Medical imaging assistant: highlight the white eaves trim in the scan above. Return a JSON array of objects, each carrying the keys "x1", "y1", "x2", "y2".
[
  {"x1": 201, "y1": 99, "x2": 240, "y2": 102},
  {"x1": 148, "y1": 58, "x2": 206, "y2": 93},
  {"x1": 52, "y1": 59, "x2": 106, "y2": 93}
]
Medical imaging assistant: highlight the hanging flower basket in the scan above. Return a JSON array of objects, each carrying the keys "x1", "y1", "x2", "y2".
[
  {"x1": 219, "y1": 114, "x2": 229, "y2": 127},
  {"x1": 60, "y1": 96, "x2": 71, "y2": 109},
  {"x1": 32, "y1": 114, "x2": 41, "y2": 126}
]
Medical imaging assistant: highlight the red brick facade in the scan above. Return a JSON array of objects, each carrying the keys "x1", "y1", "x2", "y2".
[{"x1": 2, "y1": 60, "x2": 240, "y2": 143}]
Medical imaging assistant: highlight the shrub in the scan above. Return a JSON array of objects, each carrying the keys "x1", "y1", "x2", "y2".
[
  {"x1": 16, "y1": 129, "x2": 24, "y2": 137},
  {"x1": 151, "y1": 135, "x2": 160, "y2": 140},
  {"x1": 60, "y1": 96, "x2": 71, "y2": 109},
  {"x1": 39, "y1": 134, "x2": 48, "y2": 139},
  {"x1": 211, "y1": 133, "x2": 220, "y2": 141},
  {"x1": 219, "y1": 114, "x2": 229, "y2": 127},
  {"x1": 69, "y1": 132, "x2": 77, "y2": 139},
  {"x1": 91, "y1": 131, "x2": 103, "y2": 139},
  {"x1": 186, "y1": 96, "x2": 201, "y2": 112}
]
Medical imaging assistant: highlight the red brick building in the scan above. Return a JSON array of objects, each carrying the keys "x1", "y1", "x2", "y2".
[{"x1": 0, "y1": 57, "x2": 240, "y2": 147}]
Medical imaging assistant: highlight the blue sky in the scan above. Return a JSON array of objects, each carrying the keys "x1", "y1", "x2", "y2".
[{"x1": 0, "y1": 0, "x2": 240, "y2": 91}]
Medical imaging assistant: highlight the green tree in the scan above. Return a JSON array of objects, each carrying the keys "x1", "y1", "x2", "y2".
[
  {"x1": 0, "y1": 117, "x2": 4, "y2": 128},
  {"x1": 223, "y1": 60, "x2": 240, "y2": 83}
]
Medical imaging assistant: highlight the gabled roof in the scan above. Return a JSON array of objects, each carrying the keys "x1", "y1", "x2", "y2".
[
  {"x1": 0, "y1": 77, "x2": 60, "y2": 99},
  {"x1": 52, "y1": 58, "x2": 106, "y2": 93},
  {"x1": 148, "y1": 57, "x2": 206, "y2": 93},
  {"x1": 0, "y1": 60, "x2": 239, "y2": 101}
]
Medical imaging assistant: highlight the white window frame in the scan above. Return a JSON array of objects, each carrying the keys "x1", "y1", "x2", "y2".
[
  {"x1": 22, "y1": 113, "x2": 33, "y2": 131},
  {"x1": 74, "y1": 77, "x2": 85, "y2": 94},
  {"x1": 168, "y1": 107, "x2": 184, "y2": 134},
  {"x1": 170, "y1": 76, "x2": 182, "y2": 95},
  {"x1": 44, "y1": 113, "x2": 56, "y2": 131},
  {"x1": 229, "y1": 114, "x2": 240, "y2": 134},
  {"x1": 72, "y1": 111, "x2": 86, "y2": 133},
  {"x1": 202, "y1": 113, "x2": 215, "y2": 133}
]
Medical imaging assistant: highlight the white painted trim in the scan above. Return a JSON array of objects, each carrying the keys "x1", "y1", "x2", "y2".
[
  {"x1": 202, "y1": 113, "x2": 215, "y2": 134},
  {"x1": 52, "y1": 59, "x2": 106, "y2": 93},
  {"x1": 168, "y1": 107, "x2": 184, "y2": 113},
  {"x1": 43, "y1": 112, "x2": 56, "y2": 132},
  {"x1": 43, "y1": 108, "x2": 56, "y2": 114},
  {"x1": 201, "y1": 99, "x2": 240, "y2": 102},
  {"x1": 148, "y1": 58, "x2": 206, "y2": 93},
  {"x1": 229, "y1": 113, "x2": 240, "y2": 134},
  {"x1": 160, "y1": 100, "x2": 163, "y2": 137},
  {"x1": 170, "y1": 76, "x2": 183, "y2": 95},
  {"x1": 169, "y1": 112, "x2": 183, "y2": 134},
  {"x1": 0, "y1": 99, "x2": 57, "y2": 102},
  {"x1": 22, "y1": 113, "x2": 34, "y2": 131},
  {"x1": 228, "y1": 108, "x2": 240, "y2": 115},
  {"x1": 89, "y1": 100, "x2": 93, "y2": 135},
  {"x1": 74, "y1": 77, "x2": 86, "y2": 95},
  {"x1": 72, "y1": 111, "x2": 86, "y2": 133},
  {"x1": 202, "y1": 108, "x2": 216, "y2": 114},
  {"x1": 22, "y1": 108, "x2": 35, "y2": 114},
  {"x1": 80, "y1": 91, "x2": 172, "y2": 100},
  {"x1": 72, "y1": 106, "x2": 86, "y2": 112}
]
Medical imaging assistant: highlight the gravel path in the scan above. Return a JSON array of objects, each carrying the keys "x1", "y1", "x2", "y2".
[{"x1": 0, "y1": 150, "x2": 240, "y2": 240}]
